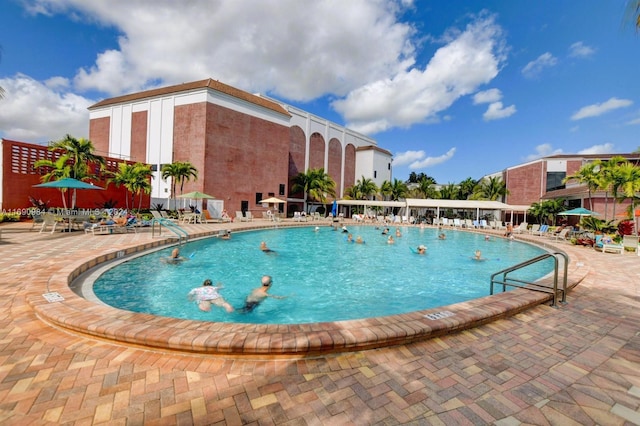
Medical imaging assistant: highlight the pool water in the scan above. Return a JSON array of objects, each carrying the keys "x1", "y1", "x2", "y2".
[{"x1": 92, "y1": 225, "x2": 554, "y2": 324}]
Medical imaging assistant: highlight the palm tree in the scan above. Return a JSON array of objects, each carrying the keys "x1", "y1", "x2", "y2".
[
  {"x1": 439, "y1": 183, "x2": 460, "y2": 200},
  {"x1": 48, "y1": 134, "x2": 105, "y2": 181},
  {"x1": 470, "y1": 176, "x2": 509, "y2": 201},
  {"x1": 108, "y1": 163, "x2": 153, "y2": 210},
  {"x1": 161, "y1": 161, "x2": 198, "y2": 208},
  {"x1": 458, "y1": 177, "x2": 478, "y2": 200},
  {"x1": 563, "y1": 162, "x2": 601, "y2": 210},
  {"x1": 416, "y1": 176, "x2": 439, "y2": 199},
  {"x1": 616, "y1": 162, "x2": 640, "y2": 234},
  {"x1": 353, "y1": 176, "x2": 378, "y2": 200},
  {"x1": 34, "y1": 156, "x2": 72, "y2": 209},
  {"x1": 598, "y1": 156, "x2": 627, "y2": 220},
  {"x1": 379, "y1": 180, "x2": 392, "y2": 200},
  {"x1": 291, "y1": 168, "x2": 336, "y2": 212}
]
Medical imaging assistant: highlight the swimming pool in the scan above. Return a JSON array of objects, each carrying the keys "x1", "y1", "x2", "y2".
[{"x1": 91, "y1": 226, "x2": 554, "y2": 324}]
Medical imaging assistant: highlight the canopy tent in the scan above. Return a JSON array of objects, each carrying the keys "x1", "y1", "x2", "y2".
[{"x1": 336, "y1": 198, "x2": 530, "y2": 223}]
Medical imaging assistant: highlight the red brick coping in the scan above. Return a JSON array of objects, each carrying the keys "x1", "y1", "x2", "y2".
[{"x1": 26, "y1": 226, "x2": 588, "y2": 356}]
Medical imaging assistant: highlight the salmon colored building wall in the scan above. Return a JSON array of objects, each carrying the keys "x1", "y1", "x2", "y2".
[
  {"x1": 505, "y1": 162, "x2": 545, "y2": 205},
  {"x1": 327, "y1": 138, "x2": 342, "y2": 195},
  {"x1": 1, "y1": 139, "x2": 150, "y2": 212},
  {"x1": 90, "y1": 116, "x2": 110, "y2": 157}
]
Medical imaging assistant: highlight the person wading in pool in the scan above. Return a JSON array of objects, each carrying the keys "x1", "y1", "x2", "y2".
[
  {"x1": 238, "y1": 275, "x2": 287, "y2": 313},
  {"x1": 260, "y1": 241, "x2": 276, "y2": 254}
]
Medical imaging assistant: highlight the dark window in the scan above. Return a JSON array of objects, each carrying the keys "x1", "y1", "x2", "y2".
[
  {"x1": 388, "y1": 163, "x2": 391, "y2": 170},
  {"x1": 279, "y1": 184, "x2": 285, "y2": 195},
  {"x1": 374, "y1": 171, "x2": 377, "y2": 178},
  {"x1": 241, "y1": 200, "x2": 248, "y2": 213},
  {"x1": 150, "y1": 164, "x2": 158, "y2": 172},
  {"x1": 255, "y1": 193, "x2": 262, "y2": 205},
  {"x1": 546, "y1": 172, "x2": 566, "y2": 192}
]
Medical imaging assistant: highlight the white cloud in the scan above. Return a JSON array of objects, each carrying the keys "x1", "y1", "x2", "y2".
[
  {"x1": 571, "y1": 97, "x2": 633, "y2": 120},
  {"x1": 483, "y1": 101, "x2": 516, "y2": 121},
  {"x1": 578, "y1": 143, "x2": 614, "y2": 155},
  {"x1": 29, "y1": 0, "x2": 418, "y2": 101},
  {"x1": 0, "y1": 74, "x2": 92, "y2": 142},
  {"x1": 473, "y1": 88, "x2": 502, "y2": 104},
  {"x1": 393, "y1": 147, "x2": 456, "y2": 169},
  {"x1": 525, "y1": 143, "x2": 563, "y2": 161},
  {"x1": 333, "y1": 13, "x2": 508, "y2": 134},
  {"x1": 521, "y1": 52, "x2": 557, "y2": 79},
  {"x1": 568, "y1": 41, "x2": 595, "y2": 58}
]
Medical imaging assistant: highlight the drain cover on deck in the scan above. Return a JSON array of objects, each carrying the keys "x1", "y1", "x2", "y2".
[
  {"x1": 42, "y1": 292, "x2": 65, "y2": 303},
  {"x1": 424, "y1": 311, "x2": 455, "y2": 320}
]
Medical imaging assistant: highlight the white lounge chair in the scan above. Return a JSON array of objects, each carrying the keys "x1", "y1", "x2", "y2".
[
  {"x1": 513, "y1": 222, "x2": 528, "y2": 234},
  {"x1": 528, "y1": 224, "x2": 540, "y2": 235},
  {"x1": 39, "y1": 212, "x2": 59, "y2": 234},
  {"x1": 235, "y1": 211, "x2": 247, "y2": 222}
]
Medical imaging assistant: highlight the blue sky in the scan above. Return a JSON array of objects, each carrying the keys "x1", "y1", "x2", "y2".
[{"x1": 1, "y1": 0, "x2": 639, "y2": 184}]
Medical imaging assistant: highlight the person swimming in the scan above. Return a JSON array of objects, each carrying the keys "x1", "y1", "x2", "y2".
[
  {"x1": 473, "y1": 250, "x2": 486, "y2": 261},
  {"x1": 260, "y1": 241, "x2": 276, "y2": 253},
  {"x1": 187, "y1": 279, "x2": 234, "y2": 312},
  {"x1": 237, "y1": 275, "x2": 287, "y2": 313},
  {"x1": 161, "y1": 248, "x2": 187, "y2": 264},
  {"x1": 416, "y1": 244, "x2": 426, "y2": 254}
]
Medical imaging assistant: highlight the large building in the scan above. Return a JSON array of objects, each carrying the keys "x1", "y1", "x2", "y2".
[
  {"x1": 88, "y1": 78, "x2": 392, "y2": 217},
  {"x1": 499, "y1": 153, "x2": 640, "y2": 221}
]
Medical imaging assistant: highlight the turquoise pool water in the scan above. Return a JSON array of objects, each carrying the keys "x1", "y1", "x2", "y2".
[{"x1": 92, "y1": 226, "x2": 554, "y2": 324}]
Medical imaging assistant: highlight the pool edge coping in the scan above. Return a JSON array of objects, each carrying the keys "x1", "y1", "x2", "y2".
[{"x1": 26, "y1": 224, "x2": 589, "y2": 357}]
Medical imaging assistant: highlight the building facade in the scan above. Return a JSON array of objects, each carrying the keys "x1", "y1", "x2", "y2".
[
  {"x1": 501, "y1": 153, "x2": 640, "y2": 222},
  {"x1": 88, "y1": 79, "x2": 391, "y2": 217}
]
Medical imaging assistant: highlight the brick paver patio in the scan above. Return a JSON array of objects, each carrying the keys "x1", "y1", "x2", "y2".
[{"x1": 0, "y1": 221, "x2": 639, "y2": 425}]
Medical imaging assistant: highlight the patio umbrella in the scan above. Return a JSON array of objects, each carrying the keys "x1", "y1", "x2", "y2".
[
  {"x1": 258, "y1": 197, "x2": 285, "y2": 204},
  {"x1": 33, "y1": 177, "x2": 104, "y2": 209},
  {"x1": 178, "y1": 191, "x2": 216, "y2": 210},
  {"x1": 558, "y1": 207, "x2": 599, "y2": 216}
]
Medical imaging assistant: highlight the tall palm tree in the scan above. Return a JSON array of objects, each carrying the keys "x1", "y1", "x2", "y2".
[
  {"x1": 34, "y1": 135, "x2": 105, "y2": 209},
  {"x1": 291, "y1": 168, "x2": 336, "y2": 212},
  {"x1": 616, "y1": 162, "x2": 640, "y2": 234},
  {"x1": 598, "y1": 156, "x2": 627, "y2": 220},
  {"x1": 416, "y1": 176, "x2": 439, "y2": 199},
  {"x1": 563, "y1": 162, "x2": 601, "y2": 210},
  {"x1": 379, "y1": 180, "x2": 392, "y2": 200},
  {"x1": 48, "y1": 134, "x2": 105, "y2": 181},
  {"x1": 161, "y1": 161, "x2": 198, "y2": 208}
]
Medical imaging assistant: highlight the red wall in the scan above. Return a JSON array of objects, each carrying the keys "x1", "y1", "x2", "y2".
[
  {"x1": 505, "y1": 162, "x2": 545, "y2": 205},
  {"x1": 2, "y1": 139, "x2": 150, "y2": 212}
]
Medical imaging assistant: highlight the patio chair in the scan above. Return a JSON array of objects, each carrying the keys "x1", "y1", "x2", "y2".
[
  {"x1": 533, "y1": 224, "x2": 549, "y2": 236},
  {"x1": 235, "y1": 211, "x2": 247, "y2": 222},
  {"x1": 552, "y1": 228, "x2": 570, "y2": 241},
  {"x1": 245, "y1": 211, "x2": 254, "y2": 222},
  {"x1": 513, "y1": 222, "x2": 528, "y2": 234},
  {"x1": 39, "y1": 213, "x2": 59, "y2": 234},
  {"x1": 528, "y1": 224, "x2": 540, "y2": 235}
]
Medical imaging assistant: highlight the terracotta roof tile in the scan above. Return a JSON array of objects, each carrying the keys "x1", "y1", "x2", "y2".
[{"x1": 88, "y1": 78, "x2": 290, "y2": 117}]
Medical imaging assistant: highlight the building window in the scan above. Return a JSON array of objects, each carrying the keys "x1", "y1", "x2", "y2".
[
  {"x1": 255, "y1": 193, "x2": 262, "y2": 205},
  {"x1": 546, "y1": 172, "x2": 566, "y2": 192},
  {"x1": 388, "y1": 163, "x2": 391, "y2": 170},
  {"x1": 279, "y1": 184, "x2": 285, "y2": 195},
  {"x1": 150, "y1": 164, "x2": 158, "y2": 172},
  {"x1": 374, "y1": 171, "x2": 377, "y2": 178}
]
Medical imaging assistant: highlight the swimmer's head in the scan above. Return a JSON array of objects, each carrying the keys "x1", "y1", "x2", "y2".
[
  {"x1": 171, "y1": 248, "x2": 180, "y2": 258},
  {"x1": 203, "y1": 279, "x2": 213, "y2": 286},
  {"x1": 261, "y1": 275, "x2": 272, "y2": 287}
]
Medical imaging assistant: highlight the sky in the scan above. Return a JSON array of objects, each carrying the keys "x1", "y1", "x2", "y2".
[{"x1": 1, "y1": 0, "x2": 639, "y2": 184}]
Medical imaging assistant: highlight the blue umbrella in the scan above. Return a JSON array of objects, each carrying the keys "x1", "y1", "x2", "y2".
[
  {"x1": 331, "y1": 200, "x2": 338, "y2": 217},
  {"x1": 558, "y1": 207, "x2": 599, "y2": 216}
]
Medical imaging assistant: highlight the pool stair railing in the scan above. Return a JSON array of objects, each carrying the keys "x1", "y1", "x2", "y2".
[
  {"x1": 490, "y1": 251, "x2": 568, "y2": 308},
  {"x1": 151, "y1": 218, "x2": 189, "y2": 244}
]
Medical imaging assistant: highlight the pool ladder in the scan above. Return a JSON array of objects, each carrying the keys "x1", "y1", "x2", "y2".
[
  {"x1": 490, "y1": 252, "x2": 568, "y2": 308},
  {"x1": 151, "y1": 218, "x2": 189, "y2": 244}
]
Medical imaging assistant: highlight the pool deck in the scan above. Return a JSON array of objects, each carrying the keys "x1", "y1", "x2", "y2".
[{"x1": 1, "y1": 220, "x2": 639, "y2": 424}]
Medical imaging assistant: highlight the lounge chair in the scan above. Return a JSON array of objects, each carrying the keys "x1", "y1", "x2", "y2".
[
  {"x1": 245, "y1": 211, "x2": 254, "y2": 222},
  {"x1": 622, "y1": 235, "x2": 639, "y2": 254},
  {"x1": 453, "y1": 218, "x2": 462, "y2": 227},
  {"x1": 528, "y1": 224, "x2": 540, "y2": 235},
  {"x1": 513, "y1": 222, "x2": 528, "y2": 234},
  {"x1": 533, "y1": 224, "x2": 549, "y2": 236},
  {"x1": 594, "y1": 235, "x2": 624, "y2": 254},
  {"x1": 235, "y1": 211, "x2": 247, "y2": 222},
  {"x1": 480, "y1": 219, "x2": 489, "y2": 229},
  {"x1": 552, "y1": 228, "x2": 570, "y2": 241}
]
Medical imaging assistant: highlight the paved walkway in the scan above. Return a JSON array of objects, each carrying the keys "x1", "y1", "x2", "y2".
[{"x1": 1, "y1": 221, "x2": 639, "y2": 425}]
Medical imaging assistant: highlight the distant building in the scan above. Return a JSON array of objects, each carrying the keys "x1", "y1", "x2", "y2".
[
  {"x1": 488, "y1": 153, "x2": 640, "y2": 222},
  {"x1": 88, "y1": 78, "x2": 391, "y2": 217}
]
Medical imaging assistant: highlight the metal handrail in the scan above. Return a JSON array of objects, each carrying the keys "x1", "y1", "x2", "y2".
[
  {"x1": 151, "y1": 218, "x2": 189, "y2": 244},
  {"x1": 490, "y1": 252, "x2": 568, "y2": 307}
]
